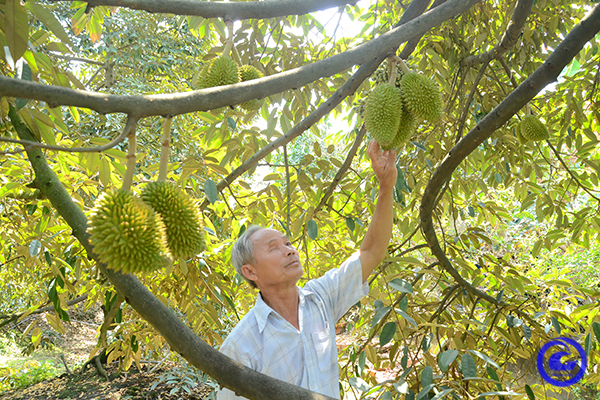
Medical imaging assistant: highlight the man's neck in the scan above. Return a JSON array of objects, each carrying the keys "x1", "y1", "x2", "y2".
[{"x1": 260, "y1": 285, "x2": 300, "y2": 331}]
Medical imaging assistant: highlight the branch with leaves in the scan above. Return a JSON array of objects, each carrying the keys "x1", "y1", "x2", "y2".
[
  {"x1": 460, "y1": 0, "x2": 534, "y2": 67},
  {"x1": 419, "y1": 4, "x2": 600, "y2": 311},
  {"x1": 1, "y1": 0, "x2": 482, "y2": 119}
]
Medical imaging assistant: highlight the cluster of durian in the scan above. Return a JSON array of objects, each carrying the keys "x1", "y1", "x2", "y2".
[
  {"x1": 364, "y1": 65, "x2": 442, "y2": 150},
  {"x1": 197, "y1": 56, "x2": 264, "y2": 112},
  {"x1": 516, "y1": 115, "x2": 549, "y2": 143},
  {"x1": 88, "y1": 182, "x2": 206, "y2": 274}
]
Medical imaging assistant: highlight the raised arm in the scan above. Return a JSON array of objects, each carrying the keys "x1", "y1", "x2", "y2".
[{"x1": 358, "y1": 140, "x2": 397, "y2": 283}]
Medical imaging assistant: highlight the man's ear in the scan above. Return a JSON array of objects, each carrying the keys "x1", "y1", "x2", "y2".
[{"x1": 241, "y1": 264, "x2": 258, "y2": 283}]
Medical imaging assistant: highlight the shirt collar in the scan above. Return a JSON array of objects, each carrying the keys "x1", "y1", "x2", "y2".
[{"x1": 254, "y1": 288, "x2": 316, "y2": 333}]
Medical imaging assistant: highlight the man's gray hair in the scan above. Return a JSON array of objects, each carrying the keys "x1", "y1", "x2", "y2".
[{"x1": 231, "y1": 225, "x2": 263, "y2": 288}]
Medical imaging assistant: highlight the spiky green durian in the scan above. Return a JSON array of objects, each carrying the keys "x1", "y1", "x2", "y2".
[
  {"x1": 239, "y1": 65, "x2": 264, "y2": 111},
  {"x1": 382, "y1": 108, "x2": 417, "y2": 150},
  {"x1": 199, "y1": 56, "x2": 240, "y2": 89},
  {"x1": 88, "y1": 189, "x2": 172, "y2": 274},
  {"x1": 519, "y1": 115, "x2": 549, "y2": 142},
  {"x1": 141, "y1": 182, "x2": 206, "y2": 260},
  {"x1": 515, "y1": 122, "x2": 529, "y2": 144},
  {"x1": 400, "y1": 72, "x2": 442, "y2": 122},
  {"x1": 364, "y1": 83, "x2": 403, "y2": 148}
]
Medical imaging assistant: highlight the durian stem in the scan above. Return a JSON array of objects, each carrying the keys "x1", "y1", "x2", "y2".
[
  {"x1": 158, "y1": 117, "x2": 172, "y2": 182},
  {"x1": 122, "y1": 123, "x2": 137, "y2": 192},
  {"x1": 231, "y1": 45, "x2": 243, "y2": 66},
  {"x1": 387, "y1": 58, "x2": 398, "y2": 85},
  {"x1": 526, "y1": 104, "x2": 532, "y2": 116},
  {"x1": 396, "y1": 57, "x2": 411, "y2": 74},
  {"x1": 222, "y1": 19, "x2": 234, "y2": 57}
]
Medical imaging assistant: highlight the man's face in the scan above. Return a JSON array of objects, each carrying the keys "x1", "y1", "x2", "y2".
[{"x1": 242, "y1": 228, "x2": 303, "y2": 290}]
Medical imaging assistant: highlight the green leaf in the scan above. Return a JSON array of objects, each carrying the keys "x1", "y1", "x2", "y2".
[
  {"x1": 227, "y1": 117, "x2": 236, "y2": 130},
  {"x1": 438, "y1": 349, "x2": 458, "y2": 372},
  {"x1": 379, "y1": 322, "x2": 396, "y2": 347},
  {"x1": 593, "y1": 321, "x2": 600, "y2": 344},
  {"x1": 29, "y1": 239, "x2": 42, "y2": 256},
  {"x1": 494, "y1": 173, "x2": 502, "y2": 183},
  {"x1": 348, "y1": 377, "x2": 370, "y2": 392},
  {"x1": 16, "y1": 62, "x2": 32, "y2": 109},
  {"x1": 467, "y1": 350, "x2": 500, "y2": 369},
  {"x1": 525, "y1": 385, "x2": 535, "y2": 400},
  {"x1": 585, "y1": 332, "x2": 591, "y2": 356},
  {"x1": 522, "y1": 324, "x2": 531, "y2": 340},
  {"x1": 5, "y1": 0, "x2": 29, "y2": 64},
  {"x1": 346, "y1": 217, "x2": 355, "y2": 232},
  {"x1": 422, "y1": 333, "x2": 432, "y2": 352},
  {"x1": 486, "y1": 366, "x2": 503, "y2": 393},
  {"x1": 461, "y1": 353, "x2": 477, "y2": 378},
  {"x1": 551, "y1": 316, "x2": 561, "y2": 335},
  {"x1": 396, "y1": 309, "x2": 417, "y2": 327},
  {"x1": 421, "y1": 366, "x2": 433, "y2": 387},
  {"x1": 389, "y1": 278, "x2": 413, "y2": 293},
  {"x1": 307, "y1": 219, "x2": 318, "y2": 240},
  {"x1": 204, "y1": 179, "x2": 218, "y2": 203},
  {"x1": 371, "y1": 306, "x2": 390, "y2": 327},
  {"x1": 416, "y1": 384, "x2": 435, "y2": 400},
  {"x1": 25, "y1": 0, "x2": 74, "y2": 49}
]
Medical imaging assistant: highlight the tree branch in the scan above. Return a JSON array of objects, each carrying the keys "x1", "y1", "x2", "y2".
[
  {"x1": 53, "y1": 0, "x2": 359, "y2": 21},
  {"x1": 1, "y1": 0, "x2": 483, "y2": 118},
  {"x1": 0, "y1": 295, "x2": 88, "y2": 329},
  {"x1": 419, "y1": 5, "x2": 600, "y2": 308},
  {"x1": 460, "y1": 0, "x2": 534, "y2": 67},
  {"x1": 399, "y1": 0, "x2": 446, "y2": 59}
]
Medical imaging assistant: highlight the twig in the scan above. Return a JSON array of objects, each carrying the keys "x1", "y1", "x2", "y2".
[
  {"x1": 283, "y1": 144, "x2": 291, "y2": 236},
  {"x1": 100, "y1": 294, "x2": 124, "y2": 347},
  {"x1": 313, "y1": 124, "x2": 367, "y2": 215},
  {"x1": 543, "y1": 140, "x2": 600, "y2": 202},
  {"x1": 122, "y1": 122, "x2": 138, "y2": 191},
  {"x1": 455, "y1": 56, "x2": 491, "y2": 142},
  {"x1": 0, "y1": 115, "x2": 137, "y2": 154},
  {"x1": 158, "y1": 117, "x2": 172, "y2": 182}
]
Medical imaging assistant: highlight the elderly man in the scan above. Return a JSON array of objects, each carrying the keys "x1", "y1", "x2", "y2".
[{"x1": 217, "y1": 140, "x2": 397, "y2": 399}]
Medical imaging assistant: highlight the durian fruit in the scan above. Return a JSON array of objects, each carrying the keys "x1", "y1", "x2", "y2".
[
  {"x1": 239, "y1": 65, "x2": 264, "y2": 111},
  {"x1": 141, "y1": 181, "x2": 206, "y2": 260},
  {"x1": 519, "y1": 115, "x2": 549, "y2": 142},
  {"x1": 515, "y1": 122, "x2": 528, "y2": 144},
  {"x1": 199, "y1": 56, "x2": 240, "y2": 89},
  {"x1": 364, "y1": 83, "x2": 403, "y2": 148},
  {"x1": 88, "y1": 189, "x2": 173, "y2": 274},
  {"x1": 400, "y1": 72, "x2": 442, "y2": 122},
  {"x1": 383, "y1": 108, "x2": 417, "y2": 150}
]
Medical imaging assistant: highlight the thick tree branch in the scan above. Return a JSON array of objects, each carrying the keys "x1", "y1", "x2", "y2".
[
  {"x1": 399, "y1": 0, "x2": 446, "y2": 59},
  {"x1": 54, "y1": 0, "x2": 358, "y2": 21},
  {"x1": 11, "y1": 102, "x2": 336, "y2": 400},
  {"x1": 1, "y1": 0, "x2": 483, "y2": 119},
  {"x1": 419, "y1": 5, "x2": 600, "y2": 308},
  {"x1": 461, "y1": 0, "x2": 534, "y2": 67}
]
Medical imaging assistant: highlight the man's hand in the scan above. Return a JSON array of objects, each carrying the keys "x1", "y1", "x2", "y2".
[{"x1": 367, "y1": 140, "x2": 397, "y2": 191}]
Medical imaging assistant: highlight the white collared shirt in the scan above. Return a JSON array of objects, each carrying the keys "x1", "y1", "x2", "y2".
[{"x1": 217, "y1": 253, "x2": 368, "y2": 399}]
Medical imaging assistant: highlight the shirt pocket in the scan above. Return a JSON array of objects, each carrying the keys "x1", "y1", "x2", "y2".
[{"x1": 311, "y1": 329, "x2": 334, "y2": 373}]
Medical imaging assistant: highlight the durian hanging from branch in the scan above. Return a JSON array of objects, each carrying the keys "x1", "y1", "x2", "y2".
[
  {"x1": 140, "y1": 117, "x2": 206, "y2": 261},
  {"x1": 516, "y1": 105, "x2": 549, "y2": 143},
  {"x1": 88, "y1": 118, "x2": 173, "y2": 274}
]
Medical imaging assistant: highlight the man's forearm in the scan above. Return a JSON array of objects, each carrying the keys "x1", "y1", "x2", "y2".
[{"x1": 359, "y1": 184, "x2": 395, "y2": 282}]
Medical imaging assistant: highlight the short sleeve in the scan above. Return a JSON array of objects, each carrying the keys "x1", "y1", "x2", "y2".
[
  {"x1": 303, "y1": 252, "x2": 369, "y2": 322},
  {"x1": 216, "y1": 341, "x2": 252, "y2": 400}
]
